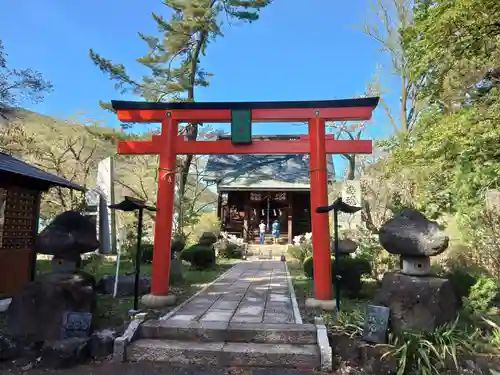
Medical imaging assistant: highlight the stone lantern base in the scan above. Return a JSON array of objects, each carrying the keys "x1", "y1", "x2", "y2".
[{"x1": 374, "y1": 272, "x2": 458, "y2": 333}]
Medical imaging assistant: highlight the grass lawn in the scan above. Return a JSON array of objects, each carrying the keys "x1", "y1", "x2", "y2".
[{"x1": 33, "y1": 257, "x2": 239, "y2": 330}]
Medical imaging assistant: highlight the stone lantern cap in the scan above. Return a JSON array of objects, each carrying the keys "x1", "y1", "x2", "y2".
[
  {"x1": 331, "y1": 238, "x2": 358, "y2": 254},
  {"x1": 378, "y1": 208, "x2": 449, "y2": 257}
]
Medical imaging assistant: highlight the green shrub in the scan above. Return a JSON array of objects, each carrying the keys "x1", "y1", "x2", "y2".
[
  {"x1": 180, "y1": 244, "x2": 216, "y2": 269},
  {"x1": 303, "y1": 256, "x2": 314, "y2": 278},
  {"x1": 334, "y1": 257, "x2": 372, "y2": 298},
  {"x1": 463, "y1": 276, "x2": 499, "y2": 317},
  {"x1": 124, "y1": 243, "x2": 155, "y2": 264},
  {"x1": 302, "y1": 255, "x2": 372, "y2": 298},
  {"x1": 139, "y1": 243, "x2": 154, "y2": 263},
  {"x1": 216, "y1": 240, "x2": 243, "y2": 259},
  {"x1": 445, "y1": 267, "x2": 477, "y2": 303},
  {"x1": 287, "y1": 245, "x2": 311, "y2": 264},
  {"x1": 383, "y1": 318, "x2": 479, "y2": 375},
  {"x1": 83, "y1": 253, "x2": 105, "y2": 275}
]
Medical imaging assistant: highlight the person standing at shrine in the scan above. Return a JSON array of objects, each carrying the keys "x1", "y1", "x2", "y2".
[
  {"x1": 272, "y1": 219, "x2": 280, "y2": 244},
  {"x1": 259, "y1": 220, "x2": 266, "y2": 244}
]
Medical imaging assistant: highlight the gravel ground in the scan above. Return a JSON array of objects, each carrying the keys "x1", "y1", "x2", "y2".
[{"x1": 0, "y1": 362, "x2": 322, "y2": 375}]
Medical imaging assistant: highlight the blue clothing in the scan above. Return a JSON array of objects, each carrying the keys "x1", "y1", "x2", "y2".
[
  {"x1": 259, "y1": 232, "x2": 265, "y2": 244},
  {"x1": 272, "y1": 222, "x2": 280, "y2": 238}
]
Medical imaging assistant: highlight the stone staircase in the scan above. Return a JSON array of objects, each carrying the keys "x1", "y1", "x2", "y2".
[
  {"x1": 126, "y1": 319, "x2": 321, "y2": 369},
  {"x1": 247, "y1": 244, "x2": 289, "y2": 259}
]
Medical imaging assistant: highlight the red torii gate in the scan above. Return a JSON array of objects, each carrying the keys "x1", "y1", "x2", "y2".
[{"x1": 111, "y1": 98, "x2": 379, "y2": 308}]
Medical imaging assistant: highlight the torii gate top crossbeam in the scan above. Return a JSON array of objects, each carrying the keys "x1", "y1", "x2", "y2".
[{"x1": 111, "y1": 97, "x2": 379, "y2": 123}]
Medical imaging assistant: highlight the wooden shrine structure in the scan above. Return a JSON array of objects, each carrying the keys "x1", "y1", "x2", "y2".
[
  {"x1": 0, "y1": 152, "x2": 84, "y2": 296},
  {"x1": 112, "y1": 98, "x2": 378, "y2": 303},
  {"x1": 203, "y1": 136, "x2": 337, "y2": 244}
]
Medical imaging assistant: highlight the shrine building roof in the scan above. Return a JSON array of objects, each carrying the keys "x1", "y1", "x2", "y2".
[
  {"x1": 0, "y1": 152, "x2": 85, "y2": 191},
  {"x1": 204, "y1": 135, "x2": 335, "y2": 191}
]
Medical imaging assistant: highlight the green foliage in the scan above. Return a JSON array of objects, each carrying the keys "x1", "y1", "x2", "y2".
[
  {"x1": 287, "y1": 245, "x2": 311, "y2": 265},
  {"x1": 89, "y1": 0, "x2": 270, "y2": 108},
  {"x1": 137, "y1": 243, "x2": 155, "y2": 264},
  {"x1": 462, "y1": 276, "x2": 499, "y2": 317},
  {"x1": 302, "y1": 255, "x2": 372, "y2": 298},
  {"x1": 445, "y1": 268, "x2": 477, "y2": 303},
  {"x1": 82, "y1": 253, "x2": 105, "y2": 276},
  {"x1": 0, "y1": 40, "x2": 53, "y2": 114},
  {"x1": 382, "y1": 318, "x2": 480, "y2": 375},
  {"x1": 354, "y1": 227, "x2": 398, "y2": 280},
  {"x1": 335, "y1": 257, "x2": 372, "y2": 298},
  {"x1": 288, "y1": 233, "x2": 313, "y2": 264},
  {"x1": 180, "y1": 244, "x2": 216, "y2": 269},
  {"x1": 303, "y1": 256, "x2": 314, "y2": 279},
  {"x1": 403, "y1": 0, "x2": 500, "y2": 103},
  {"x1": 216, "y1": 240, "x2": 243, "y2": 259}
]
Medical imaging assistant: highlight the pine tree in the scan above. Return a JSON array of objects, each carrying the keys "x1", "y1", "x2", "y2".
[{"x1": 89, "y1": 0, "x2": 271, "y2": 234}]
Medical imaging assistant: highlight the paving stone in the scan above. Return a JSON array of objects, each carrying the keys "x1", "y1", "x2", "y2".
[
  {"x1": 269, "y1": 294, "x2": 291, "y2": 302},
  {"x1": 200, "y1": 310, "x2": 234, "y2": 322},
  {"x1": 168, "y1": 314, "x2": 198, "y2": 321},
  {"x1": 236, "y1": 305, "x2": 265, "y2": 316},
  {"x1": 211, "y1": 300, "x2": 240, "y2": 310},
  {"x1": 230, "y1": 315, "x2": 263, "y2": 323},
  {"x1": 263, "y1": 312, "x2": 295, "y2": 324}
]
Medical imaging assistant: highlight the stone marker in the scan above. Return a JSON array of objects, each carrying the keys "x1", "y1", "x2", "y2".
[
  {"x1": 61, "y1": 312, "x2": 92, "y2": 339},
  {"x1": 362, "y1": 305, "x2": 390, "y2": 344},
  {"x1": 7, "y1": 272, "x2": 96, "y2": 342}
]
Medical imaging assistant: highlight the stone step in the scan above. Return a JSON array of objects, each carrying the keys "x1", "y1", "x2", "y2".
[
  {"x1": 140, "y1": 320, "x2": 317, "y2": 345},
  {"x1": 127, "y1": 339, "x2": 320, "y2": 369}
]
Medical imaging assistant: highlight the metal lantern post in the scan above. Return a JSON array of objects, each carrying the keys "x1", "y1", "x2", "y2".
[
  {"x1": 109, "y1": 196, "x2": 156, "y2": 313},
  {"x1": 316, "y1": 197, "x2": 361, "y2": 312}
]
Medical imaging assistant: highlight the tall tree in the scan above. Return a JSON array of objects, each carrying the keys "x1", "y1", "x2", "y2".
[
  {"x1": 0, "y1": 40, "x2": 52, "y2": 118},
  {"x1": 89, "y1": 0, "x2": 271, "y2": 235},
  {"x1": 360, "y1": 0, "x2": 419, "y2": 132},
  {"x1": 403, "y1": 0, "x2": 500, "y2": 108}
]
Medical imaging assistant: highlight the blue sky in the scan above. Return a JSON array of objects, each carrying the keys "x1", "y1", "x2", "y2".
[{"x1": 1, "y1": 0, "x2": 399, "y2": 159}]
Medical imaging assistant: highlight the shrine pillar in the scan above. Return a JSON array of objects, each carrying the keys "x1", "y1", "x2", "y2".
[
  {"x1": 141, "y1": 116, "x2": 178, "y2": 308},
  {"x1": 308, "y1": 117, "x2": 333, "y2": 303}
]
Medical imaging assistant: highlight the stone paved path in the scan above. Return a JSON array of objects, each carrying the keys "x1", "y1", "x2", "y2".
[{"x1": 163, "y1": 261, "x2": 297, "y2": 324}]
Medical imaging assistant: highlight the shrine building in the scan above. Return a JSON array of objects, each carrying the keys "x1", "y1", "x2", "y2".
[{"x1": 204, "y1": 135, "x2": 335, "y2": 244}]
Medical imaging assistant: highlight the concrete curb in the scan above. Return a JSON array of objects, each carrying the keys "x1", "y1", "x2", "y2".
[
  {"x1": 285, "y1": 262, "x2": 303, "y2": 324},
  {"x1": 314, "y1": 316, "x2": 332, "y2": 372},
  {"x1": 159, "y1": 262, "x2": 238, "y2": 321},
  {"x1": 113, "y1": 314, "x2": 146, "y2": 362}
]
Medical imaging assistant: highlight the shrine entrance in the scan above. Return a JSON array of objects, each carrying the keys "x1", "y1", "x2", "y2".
[{"x1": 112, "y1": 98, "x2": 378, "y2": 306}]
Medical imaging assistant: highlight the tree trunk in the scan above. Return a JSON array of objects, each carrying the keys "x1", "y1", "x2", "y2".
[{"x1": 177, "y1": 30, "x2": 208, "y2": 235}]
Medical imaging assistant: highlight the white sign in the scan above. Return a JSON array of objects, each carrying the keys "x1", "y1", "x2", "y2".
[
  {"x1": 331, "y1": 180, "x2": 362, "y2": 231},
  {"x1": 96, "y1": 157, "x2": 113, "y2": 254}
]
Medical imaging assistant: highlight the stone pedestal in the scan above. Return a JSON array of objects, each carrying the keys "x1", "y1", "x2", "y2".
[
  {"x1": 374, "y1": 272, "x2": 458, "y2": 333},
  {"x1": 141, "y1": 294, "x2": 176, "y2": 309}
]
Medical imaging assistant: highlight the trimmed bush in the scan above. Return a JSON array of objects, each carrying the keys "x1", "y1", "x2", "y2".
[
  {"x1": 463, "y1": 276, "x2": 498, "y2": 316},
  {"x1": 140, "y1": 243, "x2": 154, "y2": 263},
  {"x1": 180, "y1": 244, "x2": 216, "y2": 269},
  {"x1": 303, "y1": 256, "x2": 314, "y2": 278},
  {"x1": 303, "y1": 255, "x2": 372, "y2": 298},
  {"x1": 216, "y1": 240, "x2": 244, "y2": 259},
  {"x1": 125, "y1": 243, "x2": 155, "y2": 264},
  {"x1": 334, "y1": 256, "x2": 372, "y2": 297}
]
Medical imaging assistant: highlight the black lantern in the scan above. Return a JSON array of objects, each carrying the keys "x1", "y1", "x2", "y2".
[
  {"x1": 109, "y1": 196, "x2": 156, "y2": 313},
  {"x1": 316, "y1": 197, "x2": 361, "y2": 312}
]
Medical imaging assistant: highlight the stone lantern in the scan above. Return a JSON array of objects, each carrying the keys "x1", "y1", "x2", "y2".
[{"x1": 374, "y1": 208, "x2": 458, "y2": 333}]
